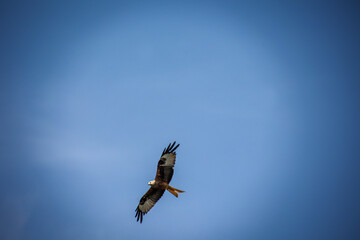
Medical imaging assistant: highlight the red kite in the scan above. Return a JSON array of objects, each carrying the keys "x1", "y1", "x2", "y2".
[{"x1": 135, "y1": 141, "x2": 184, "y2": 223}]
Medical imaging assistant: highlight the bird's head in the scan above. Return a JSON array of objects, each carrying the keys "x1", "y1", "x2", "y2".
[{"x1": 148, "y1": 180, "x2": 156, "y2": 186}]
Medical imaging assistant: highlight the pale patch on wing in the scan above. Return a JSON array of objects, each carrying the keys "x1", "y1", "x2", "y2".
[
  {"x1": 160, "y1": 153, "x2": 176, "y2": 167},
  {"x1": 139, "y1": 199, "x2": 156, "y2": 213}
]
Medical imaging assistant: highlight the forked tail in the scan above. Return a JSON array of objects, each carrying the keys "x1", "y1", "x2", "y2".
[{"x1": 167, "y1": 186, "x2": 185, "y2": 198}]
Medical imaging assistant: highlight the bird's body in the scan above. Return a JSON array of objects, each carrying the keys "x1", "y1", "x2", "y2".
[{"x1": 135, "y1": 141, "x2": 184, "y2": 223}]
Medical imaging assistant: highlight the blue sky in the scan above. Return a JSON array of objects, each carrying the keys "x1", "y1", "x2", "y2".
[{"x1": 1, "y1": 1, "x2": 360, "y2": 239}]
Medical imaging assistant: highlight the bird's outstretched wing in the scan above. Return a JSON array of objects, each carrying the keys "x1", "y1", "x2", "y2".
[
  {"x1": 155, "y1": 141, "x2": 180, "y2": 183},
  {"x1": 135, "y1": 187, "x2": 165, "y2": 223}
]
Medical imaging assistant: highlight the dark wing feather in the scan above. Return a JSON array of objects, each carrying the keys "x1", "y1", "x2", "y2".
[
  {"x1": 155, "y1": 141, "x2": 179, "y2": 183},
  {"x1": 135, "y1": 187, "x2": 165, "y2": 223}
]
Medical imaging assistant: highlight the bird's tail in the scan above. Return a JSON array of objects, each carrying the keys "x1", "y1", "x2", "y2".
[{"x1": 167, "y1": 186, "x2": 185, "y2": 198}]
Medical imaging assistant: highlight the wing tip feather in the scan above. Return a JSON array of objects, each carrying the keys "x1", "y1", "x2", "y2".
[
  {"x1": 135, "y1": 206, "x2": 144, "y2": 223},
  {"x1": 161, "y1": 141, "x2": 180, "y2": 156}
]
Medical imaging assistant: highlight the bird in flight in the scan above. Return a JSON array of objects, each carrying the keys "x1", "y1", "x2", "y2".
[{"x1": 135, "y1": 141, "x2": 184, "y2": 223}]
